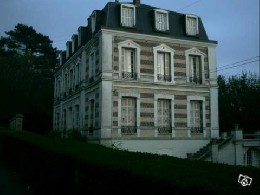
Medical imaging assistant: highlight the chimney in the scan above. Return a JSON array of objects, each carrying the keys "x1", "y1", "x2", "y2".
[
  {"x1": 133, "y1": 0, "x2": 140, "y2": 6},
  {"x1": 66, "y1": 41, "x2": 72, "y2": 59},
  {"x1": 72, "y1": 34, "x2": 78, "y2": 53},
  {"x1": 59, "y1": 51, "x2": 66, "y2": 65},
  {"x1": 78, "y1": 26, "x2": 87, "y2": 46}
]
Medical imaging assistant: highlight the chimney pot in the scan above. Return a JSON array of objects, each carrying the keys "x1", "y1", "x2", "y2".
[{"x1": 133, "y1": 0, "x2": 140, "y2": 6}]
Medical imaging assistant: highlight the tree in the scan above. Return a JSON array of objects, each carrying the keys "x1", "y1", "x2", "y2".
[
  {"x1": 218, "y1": 72, "x2": 260, "y2": 133},
  {"x1": 0, "y1": 24, "x2": 57, "y2": 133}
]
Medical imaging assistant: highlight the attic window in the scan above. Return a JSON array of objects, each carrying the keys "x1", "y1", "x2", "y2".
[
  {"x1": 91, "y1": 12, "x2": 96, "y2": 33},
  {"x1": 154, "y1": 9, "x2": 169, "y2": 31},
  {"x1": 186, "y1": 15, "x2": 199, "y2": 36},
  {"x1": 121, "y1": 4, "x2": 135, "y2": 27}
]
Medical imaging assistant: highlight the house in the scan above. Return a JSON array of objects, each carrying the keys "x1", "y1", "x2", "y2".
[{"x1": 53, "y1": 0, "x2": 219, "y2": 159}]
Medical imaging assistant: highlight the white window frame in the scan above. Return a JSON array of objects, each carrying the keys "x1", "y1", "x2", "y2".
[
  {"x1": 89, "y1": 48, "x2": 96, "y2": 81},
  {"x1": 154, "y1": 94, "x2": 175, "y2": 137},
  {"x1": 185, "y1": 48, "x2": 205, "y2": 84},
  {"x1": 154, "y1": 9, "x2": 169, "y2": 31},
  {"x1": 153, "y1": 44, "x2": 175, "y2": 83},
  {"x1": 121, "y1": 4, "x2": 136, "y2": 27},
  {"x1": 91, "y1": 11, "x2": 96, "y2": 33},
  {"x1": 187, "y1": 96, "x2": 206, "y2": 138},
  {"x1": 118, "y1": 40, "x2": 140, "y2": 80},
  {"x1": 118, "y1": 93, "x2": 140, "y2": 137},
  {"x1": 186, "y1": 15, "x2": 199, "y2": 36}
]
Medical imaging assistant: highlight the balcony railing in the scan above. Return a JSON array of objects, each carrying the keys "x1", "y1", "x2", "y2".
[
  {"x1": 158, "y1": 126, "x2": 172, "y2": 134},
  {"x1": 157, "y1": 74, "x2": 171, "y2": 82},
  {"x1": 191, "y1": 127, "x2": 203, "y2": 133},
  {"x1": 121, "y1": 126, "x2": 137, "y2": 134},
  {"x1": 122, "y1": 71, "x2": 137, "y2": 80},
  {"x1": 190, "y1": 77, "x2": 202, "y2": 84}
]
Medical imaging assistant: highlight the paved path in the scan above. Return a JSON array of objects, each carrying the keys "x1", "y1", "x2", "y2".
[{"x1": 0, "y1": 161, "x2": 30, "y2": 195}]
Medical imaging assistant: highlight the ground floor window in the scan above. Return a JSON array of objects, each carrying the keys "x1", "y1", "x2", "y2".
[
  {"x1": 190, "y1": 100, "x2": 203, "y2": 133},
  {"x1": 157, "y1": 99, "x2": 171, "y2": 133},
  {"x1": 121, "y1": 97, "x2": 137, "y2": 134}
]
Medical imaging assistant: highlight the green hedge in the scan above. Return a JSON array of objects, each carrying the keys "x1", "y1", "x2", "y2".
[{"x1": 0, "y1": 129, "x2": 259, "y2": 194}]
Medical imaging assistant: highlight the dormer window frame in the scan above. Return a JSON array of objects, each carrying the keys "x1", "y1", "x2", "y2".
[
  {"x1": 91, "y1": 11, "x2": 96, "y2": 34},
  {"x1": 186, "y1": 14, "x2": 199, "y2": 36},
  {"x1": 154, "y1": 9, "x2": 169, "y2": 32},
  {"x1": 120, "y1": 4, "x2": 136, "y2": 28}
]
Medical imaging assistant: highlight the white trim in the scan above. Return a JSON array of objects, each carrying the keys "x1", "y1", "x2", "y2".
[
  {"x1": 186, "y1": 14, "x2": 199, "y2": 36},
  {"x1": 118, "y1": 40, "x2": 141, "y2": 80},
  {"x1": 120, "y1": 4, "x2": 136, "y2": 27},
  {"x1": 187, "y1": 96, "x2": 206, "y2": 138},
  {"x1": 154, "y1": 94, "x2": 175, "y2": 138},
  {"x1": 185, "y1": 48, "x2": 205, "y2": 84},
  {"x1": 154, "y1": 9, "x2": 169, "y2": 31},
  {"x1": 118, "y1": 92, "x2": 140, "y2": 137},
  {"x1": 101, "y1": 29, "x2": 217, "y2": 47},
  {"x1": 153, "y1": 44, "x2": 175, "y2": 83}
]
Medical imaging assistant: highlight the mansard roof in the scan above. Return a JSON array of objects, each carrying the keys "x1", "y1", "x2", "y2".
[{"x1": 94, "y1": 2, "x2": 216, "y2": 43}]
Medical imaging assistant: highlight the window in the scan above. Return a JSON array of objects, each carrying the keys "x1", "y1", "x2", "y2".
[
  {"x1": 89, "y1": 100, "x2": 95, "y2": 135},
  {"x1": 186, "y1": 15, "x2": 198, "y2": 36},
  {"x1": 63, "y1": 109, "x2": 67, "y2": 131},
  {"x1": 157, "y1": 52, "x2": 171, "y2": 81},
  {"x1": 56, "y1": 112, "x2": 60, "y2": 130},
  {"x1": 75, "y1": 105, "x2": 79, "y2": 130},
  {"x1": 121, "y1": 97, "x2": 137, "y2": 134},
  {"x1": 245, "y1": 148, "x2": 260, "y2": 168},
  {"x1": 121, "y1": 4, "x2": 135, "y2": 27},
  {"x1": 190, "y1": 100, "x2": 203, "y2": 133},
  {"x1": 153, "y1": 44, "x2": 175, "y2": 83},
  {"x1": 118, "y1": 40, "x2": 140, "y2": 80},
  {"x1": 185, "y1": 48, "x2": 205, "y2": 84},
  {"x1": 158, "y1": 99, "x2": 171, "y2": 134},
  {"x1": 89, "y1": 52, "x2": 95, "y2": 82},
  {"x1": 122, "y1": 48, "x2": 136, "y2": 79},
  {"x1": 189, "y1": 55, "x2": 202, "y2": 84},
  {"x1": 155, "y1": 10, "x2": 169, "y2": 31}
]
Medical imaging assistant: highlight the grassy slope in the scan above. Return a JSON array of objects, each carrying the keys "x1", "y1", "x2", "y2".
[{"x1": 0, "y1": 129, "x2": 259, "y2": 194}]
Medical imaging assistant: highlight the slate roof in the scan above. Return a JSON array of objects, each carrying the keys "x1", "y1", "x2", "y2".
[{"x1": 92, "y1": 1, "x2": 216, "y2": 43}]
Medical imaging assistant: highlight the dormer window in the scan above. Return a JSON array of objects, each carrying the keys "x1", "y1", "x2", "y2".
[
  {"x1": 186, "y1": 15, "x2": 199, "y2": 36},
  {"x1": 121, "y1": 4, "x2": 135, "y2": 27},
  {"x1": 91, "y1": 12, "x2": 96, "y2": 33},
  {"x1": 154, "y1": 9, "x2": 169, "y2": 31}
]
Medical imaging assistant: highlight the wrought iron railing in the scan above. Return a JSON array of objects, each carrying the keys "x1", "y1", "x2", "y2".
[
  {"x1": 158, "y1": 126, "x2": 171, "y2": 134},
  {"x1": 122, "y1": 71, "x2": 137, "y2": 79},
  {"x1": 121, "y1": 126, "x2": 137, "y2": 134},
  {"x1": 190, "y1": 77, "x2": 202, "y2": 84},
  {"x1": 190, "y1": 127, "x2": 203, "y2": 133},
  {"x1": 157, "y1": 74, "x2": 171, "y2": 82}
]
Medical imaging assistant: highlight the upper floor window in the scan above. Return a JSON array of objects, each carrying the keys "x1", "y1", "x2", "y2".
[
  {"x1": 118, "y1": 40, "x2": 140, "y2": 80},
  {"x1": 154, "y1": 9, "x2": 169, "y2": 31},
  {"x1": 121, "y1": 4, "x2": 135, "y2": 27},
  {"x1": 153, "y1": 44, "x2": 175, "y2": 83},
  {"x1": 186, "y1": 15, "x2": 199, "y2": 36},
  {"x1": 185, "y1": 48, "x2": 205, "y2": 84},
  {"x1": 122, "y1": 47, "x2": 136, "y2": 79},
  {"x1": 89, "y1": 51, "x2": 95, "y2": 82}
]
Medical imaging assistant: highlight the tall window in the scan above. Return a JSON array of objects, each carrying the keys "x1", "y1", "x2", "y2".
[
  {"x1": 155, "y1": 10, "x2": 169, "y2": 31},
  {"x1": 89, "y1": 52, "x2": 95, "y2": 82},
  {"x1": 63, "y1": 109, "x2": 67, "y2": 131},
  {"x1": 186, "y1": 15, "x2": 198, "y2": 36},
  {"x1": 121, "y1": 5, "x2": 135, "y2": 27},
  {"x1": 75, "y1": 105, "x2": 79, "y2": 130},
  {"x1": 121, "y1": 97, "x2": 137, "y2": 134},
  {"x1": 56, "y1": 112, "x2": 60, "y2": 130},
  {"x1": 190, "y1": 100, "x2": 203, "y2": 133},
  {"x1": 89, "y1": 100, "x2": 95, "y2": 135},
  {"x1": 157, "y1": 52, "x2": 171, "y2": 81},
  {"x1": 189, "y1": 55, "x2": 202, "y2": 84},
  {"x1": 158, "y1": 99, "x2": 171, "y2": 134},
  {"x1": 245, "y1": 148, "x2": 260, "y2": 168},
  {"x1": 122, "y1": 48, "x2": 136, "y2": 79}
]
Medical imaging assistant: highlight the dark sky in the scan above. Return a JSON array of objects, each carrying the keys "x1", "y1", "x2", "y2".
[{"x1": 0, "y1": 0, "x2": 259, "y2": 76}]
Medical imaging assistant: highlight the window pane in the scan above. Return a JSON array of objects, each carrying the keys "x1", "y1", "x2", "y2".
[
  {"x1": 122, "y1": 7, "x2": 134, "y2": 27},
  {"x1": 190, "y1": 101, "x2": 202, "y2": 132}
]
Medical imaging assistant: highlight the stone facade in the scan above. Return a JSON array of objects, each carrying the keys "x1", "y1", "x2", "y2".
[{"x1": 53, "y1": 0, "x2": 219, "y2": 158}]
